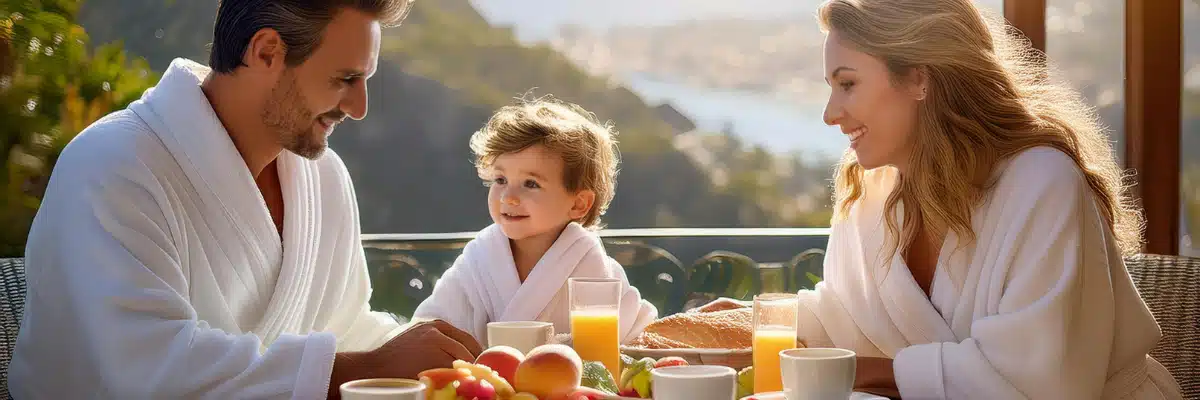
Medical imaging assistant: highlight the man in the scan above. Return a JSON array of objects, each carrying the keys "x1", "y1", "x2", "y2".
[{"x1": 9, "y1": 1, "x2": 482, "y2": 398}]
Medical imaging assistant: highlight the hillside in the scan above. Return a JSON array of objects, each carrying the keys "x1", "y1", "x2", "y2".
[{"x1": 74, "y1": 0, "x2": 829, "y2": 233}]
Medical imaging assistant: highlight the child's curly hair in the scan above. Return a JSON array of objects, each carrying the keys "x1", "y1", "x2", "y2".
[{"x1": 469, "y1": 97, "x2": 620, "y2": 228}]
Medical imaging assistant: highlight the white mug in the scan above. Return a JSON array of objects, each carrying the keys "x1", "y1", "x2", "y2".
[
  {"x1": 340, "y1": 378, "x2": 426, "y2": 400},
  {"x1": 780, "y1": 348, "x2": 856, "y2": 400},
  {"x1": 486, "y1": 321, "x2": 554, "y2": 354},
  {"x1": 651, "y1": 365, "x2": 737, "y2": 400}
]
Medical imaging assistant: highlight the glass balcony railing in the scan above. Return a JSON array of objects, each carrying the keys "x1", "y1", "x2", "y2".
[{"x1": 362, "y1": 228, "x2": 831, "y2": 320}]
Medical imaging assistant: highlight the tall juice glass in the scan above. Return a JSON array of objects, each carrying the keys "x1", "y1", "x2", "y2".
[
  {"x1": 569, "y1": 278, "x2": 622, "y2": 378},
  {"x1": 752, "y1": 293, "x2": 798, "y2": 393}
]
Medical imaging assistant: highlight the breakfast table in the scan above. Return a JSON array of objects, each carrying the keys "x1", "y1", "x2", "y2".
[{"x1": 423, "y1": 290, "x2": 899, "y2": 400}]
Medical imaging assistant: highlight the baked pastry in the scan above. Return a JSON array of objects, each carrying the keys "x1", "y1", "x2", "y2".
[{"x1": 626, "y1": 307, "x2": 754, "y2": 349}]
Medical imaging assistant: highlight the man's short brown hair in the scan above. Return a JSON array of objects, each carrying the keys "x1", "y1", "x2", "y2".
[
  {"x1": 209, "y1": 0, "x2": 414, "y2": 73},
  {"x1": 469, "y1": 98, "x2": 620, "y2": 228}
]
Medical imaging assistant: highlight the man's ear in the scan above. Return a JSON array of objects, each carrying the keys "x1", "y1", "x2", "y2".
[
  {"x1": 244, "y1": 28, "x2": 287, "y2": 72},
  {"x1": 569, "y1": 190, "x2": 596, "y2": 222}
]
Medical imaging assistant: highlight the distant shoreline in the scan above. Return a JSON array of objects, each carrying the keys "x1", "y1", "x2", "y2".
[{"x1": 617, "y1": 72, "x2": 847, "y2": 161}]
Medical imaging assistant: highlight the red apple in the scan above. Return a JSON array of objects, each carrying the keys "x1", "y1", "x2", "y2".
[
  {"x1": 455, "y1": 375, "x2": 497, "y2": 400},
  {"x1": 475, "y1": 346, "x2": 525, "y2": 383},
  {"x1": 653, "y1": 356, "x2": 688, "y2": 368}
]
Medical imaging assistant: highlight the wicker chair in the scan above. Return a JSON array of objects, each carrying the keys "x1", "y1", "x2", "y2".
[
  {"x1": 0, "y1": 258, "x2": 25, "y2": 400},
  {"x1": 1124, "y1": 254, "x2": 1200, "y2": 399}
]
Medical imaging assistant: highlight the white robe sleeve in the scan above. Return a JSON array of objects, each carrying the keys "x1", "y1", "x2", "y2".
[
  {"x1": 410, "y1": 256, "x2": 488, "y2": 342},
  {"x1": 323, "y1": 244, "x2": 405, "y2": 352},
  {"x1": 608, "y1": 257, "x2": 659, "y2": 344},
  {"x1": 795, "y1": 283, "x2": 893, "y2": 358},
  {"x1": 321, "y1": 161, "x2": 404, "y2": 352},
  {"x1": 795, "y1": 286, "x2": 839, "y2": 348},
  {"x1": 794, "y1": 226, "x2": 887, "y2": 354},
  {"x1": 14, "y1": 160, "x2": 336, "y2": 399},
  {"x1": 893, "y1": 153, "x2": 1116, "y2": 399}
]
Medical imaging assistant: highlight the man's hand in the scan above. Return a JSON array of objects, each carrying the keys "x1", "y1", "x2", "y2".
[{"x1": 328, "y1": 319, "x2": 483, "y2": 399}]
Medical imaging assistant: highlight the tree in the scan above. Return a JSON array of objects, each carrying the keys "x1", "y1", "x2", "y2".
[{"x1": 0, "y1": 0, "x2": 157, "y2": 256}]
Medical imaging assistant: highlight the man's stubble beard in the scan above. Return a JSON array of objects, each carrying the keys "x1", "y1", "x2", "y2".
[{"x1": 262, "y1": 70, "x2": 327, "y2": 160}]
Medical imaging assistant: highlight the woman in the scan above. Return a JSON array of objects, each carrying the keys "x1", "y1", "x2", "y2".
[{"x1": 797, "y1": 0, "x2": 1184, "y2": 398}]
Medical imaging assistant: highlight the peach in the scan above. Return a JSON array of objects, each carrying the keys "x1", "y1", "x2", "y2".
[
  {"x1": 475, "y1": 346, "x2": 525, "y2": 383},
  {"x1": 513, "y1": 344, "x2": 583, "y2": 399}
]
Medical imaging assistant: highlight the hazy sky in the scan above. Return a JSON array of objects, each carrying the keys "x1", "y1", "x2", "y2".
[{"x1": 471, "y1": 0, "x2": 1005, "y2": 42}]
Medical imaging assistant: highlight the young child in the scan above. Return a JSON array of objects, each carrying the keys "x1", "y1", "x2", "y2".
[{"x1": 411, "y1": 99, "x2": 658, "y2": 347}]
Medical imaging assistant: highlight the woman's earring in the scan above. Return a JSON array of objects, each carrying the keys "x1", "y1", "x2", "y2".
[{"x1": 916, "y1": 87, "x2": 928, "y2": 101}]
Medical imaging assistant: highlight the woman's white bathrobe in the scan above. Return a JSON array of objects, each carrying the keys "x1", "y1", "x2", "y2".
[
  {"x1": 411, "y1": 223, "x2": 657, "y2": 346},
  {"x1": 10, "y1": 58, "x2": 404, "y2": 399},
  {"x1": 797, "y1": 147, "x2": 1183, "y2": 399}
]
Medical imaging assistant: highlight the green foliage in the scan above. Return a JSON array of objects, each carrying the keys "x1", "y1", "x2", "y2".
[
  {"x1": 679, "y1": 130, "x2": 835, "y2": 228},
  {"x1": 383, "y1": 0, "x2": 677, "y2": 154},
  {"x1": 805, "y1": 272, "x2": 822, "y2": 286},
  {"x1": 0, "y1": 0, "x2": 157, "y2": 256}
]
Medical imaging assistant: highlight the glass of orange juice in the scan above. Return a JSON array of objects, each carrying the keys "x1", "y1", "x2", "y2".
[
  {"x1": 569, "y1": 277, "x2": 622, "y2": 378},
  {"x1": 752, "y1": 293, "x2": 798, "y2": 394}
]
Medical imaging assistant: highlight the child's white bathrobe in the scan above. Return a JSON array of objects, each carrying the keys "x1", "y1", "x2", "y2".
[
  {"x1": 797, "y1": 147, "x2": 1183, "y2": 399},
  {"x1": 10, "y1": 58, "x2": 404, "y2": 399},
  {"x1": 412, "y1": 222, "x2": 657, "y2": 346}
]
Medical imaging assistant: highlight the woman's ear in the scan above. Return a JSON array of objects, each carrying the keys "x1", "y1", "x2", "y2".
[{"x1": 909, "y1": 66, "x2": 930, "y2": 101}]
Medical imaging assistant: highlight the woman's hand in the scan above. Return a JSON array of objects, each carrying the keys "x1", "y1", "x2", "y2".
[
  {"x1": 688, "y1": 297, "x2": 749, "y2": 313},
  {"x1": 855, "y1": 357, "x2": 901, "y2": 399}
]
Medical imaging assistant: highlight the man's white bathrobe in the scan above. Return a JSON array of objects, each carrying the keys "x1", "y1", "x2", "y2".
[
  {"x1": 797, "y1": 147, "x2": 1183, "y2": 399},
  {"x1": 411, "y1": 223, "x2": 657, "y2": 346},
  {"x1": 10, "y1": 58, "x2": 404, "y2": 399}
]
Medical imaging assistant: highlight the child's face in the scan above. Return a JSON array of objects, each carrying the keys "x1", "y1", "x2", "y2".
[{"x1": 486, "y1": 144, "x2": 595, "y2": 241}]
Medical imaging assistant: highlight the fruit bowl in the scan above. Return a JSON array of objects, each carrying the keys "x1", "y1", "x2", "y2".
[
  {"x1": 618, "y1": 345, "x2": 753, "y2": 370},
  {"x1": 419, "y1": 343, "x2": 660, "y2": 400}
]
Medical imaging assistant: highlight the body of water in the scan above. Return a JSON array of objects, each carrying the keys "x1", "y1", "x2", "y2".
[
  {"x1": 619, "y1": 73, "x2": 848, "y2": 159},
  {"x1": 472, "y1": 0, "x2": 823, "y2": 42}
]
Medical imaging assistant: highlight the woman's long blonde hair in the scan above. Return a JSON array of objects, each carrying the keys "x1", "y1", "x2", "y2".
[{"x1": 819, "y1": 0, "x2": 1144, "y2": 256}]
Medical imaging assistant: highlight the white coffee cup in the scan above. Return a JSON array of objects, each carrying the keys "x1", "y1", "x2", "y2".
[
  {"x1": 340, "y1": 378, "x2": 426, "y2": 400},
  {"x1": 780, "y1": 348, "x2": 857, "y2": 400},
  {"x1": 651, "y1": 365, "x2": 737, "y2": 400},
  {"x1": 486, "y1": 321, "x2": 554, "y2": 354}
]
